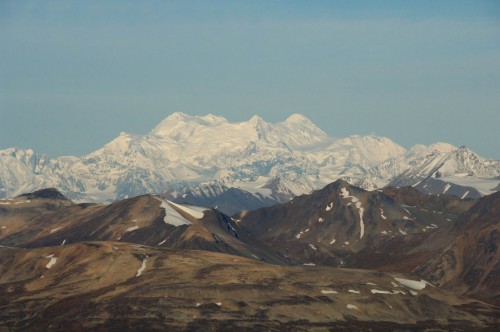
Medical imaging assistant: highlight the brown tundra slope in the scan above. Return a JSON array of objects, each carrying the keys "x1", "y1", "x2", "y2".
[
  {"x1": 0, "y1": 242, "x2": 498, "y2": 331},
  {"x1": 0, "y1": 189, "x2": 289, "y2": 264}
]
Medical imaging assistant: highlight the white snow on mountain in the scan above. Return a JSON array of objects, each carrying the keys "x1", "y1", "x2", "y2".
[{"x1": 1, "y1": 113, "x2": 498, "y2": 204}]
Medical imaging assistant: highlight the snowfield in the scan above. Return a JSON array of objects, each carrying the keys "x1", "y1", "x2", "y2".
[{"x1": 0, "y1": 114, "x2": 497, "y2": 205}]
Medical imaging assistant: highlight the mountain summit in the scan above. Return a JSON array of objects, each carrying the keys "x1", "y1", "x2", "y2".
[{"x1": 1, "y1": 113, "x2": 498, "y2": 206}]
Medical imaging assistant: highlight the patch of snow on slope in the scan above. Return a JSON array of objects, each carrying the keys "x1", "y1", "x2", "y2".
[
  {"x1": 125, "y1": 225, "x2": 139, "y2": 232},
  {"x1": 136, "y1": 258, "x2": 147, "y2": 277},
  {"x1": 50, "y1": 227, "x2": 62, "y2": 234},
  {"x1": 443, "y1": 183, "x2": 451, "y2": 194},
  {"x1": 309, "y1": 244, "x2": 317, "y2": 251},
  {"x1": 321, "y1": 289, "x2": 338, "y2": 294},
  {"x1": 325, "y1": 202, "x2": 333, "y2": 211},
  {"x1": 340, "y1": 187, "x2": 364, "y2": 239},
  {"x1": 380, "y1": 208, "x2": 386, "y2": 220},
  {"x1": 371, "y1": 289, "x2": 392, "y2": 294},
  {"x1": 167, "y1": 200, "x2": 207, "y2": 219},
  {"x1": 461, "y1": 190, "x2": 469, "y2": 199},
  {"x1": 155, "y1": 198, "x2": 192, "y2": 226},
  {"x1": 394, "y1": 277, "x2": 430, "y2": 290},
  {"x1": 46, "y1": 255, "x2": 57, "y2": 269},
  {"x1": 346, "y1": 304, "x2": 358, "y2": 310}
]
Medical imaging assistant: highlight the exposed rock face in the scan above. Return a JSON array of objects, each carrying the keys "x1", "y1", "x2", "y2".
[
  {"x1": 235, "y1": 180, "x2": 465, "y2": 269},
  {"x1": 416, "y1": 192, "x2": 500, "y2": 305}
]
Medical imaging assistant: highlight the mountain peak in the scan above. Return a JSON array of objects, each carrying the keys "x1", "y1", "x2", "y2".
[
  {"x1": 18, "y1": 188, "x2": 70, "y2": 201},
  {"x1": 284, "y1": 113, "x2": 311, "y2": 124},
  {"x1": 248, "y1": 115, "x2": 264, "y2": 123},
  {"x1": 166, "y1": 112, "x2": 192, "y2": 121}
]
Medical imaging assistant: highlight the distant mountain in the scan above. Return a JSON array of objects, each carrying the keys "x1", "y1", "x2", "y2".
[
  {"x1": 389, "y1": 146, "x2": 500, "y2": 198},
  {"x1": 1, "y1": 113, "x2": 498, "y2": 208}
]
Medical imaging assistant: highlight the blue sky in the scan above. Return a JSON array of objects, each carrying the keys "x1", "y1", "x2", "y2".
[{"x1": 1, "y1": 0, "x2": 499, "y2": 158}]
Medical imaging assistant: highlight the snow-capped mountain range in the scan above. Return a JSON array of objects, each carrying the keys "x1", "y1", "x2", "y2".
[{"x1": 1, "y1": 113, "x2": 499, "y2": 210}]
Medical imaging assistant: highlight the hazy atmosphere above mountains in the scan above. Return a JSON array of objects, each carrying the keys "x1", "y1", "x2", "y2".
[{"x1": 1, "y1": 1, "x2": 500, "y2": 159}]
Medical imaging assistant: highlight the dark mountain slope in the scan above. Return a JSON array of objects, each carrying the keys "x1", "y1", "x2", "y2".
[{"x1": 415, "y1": 192, "x2": 500, "y2": 305}]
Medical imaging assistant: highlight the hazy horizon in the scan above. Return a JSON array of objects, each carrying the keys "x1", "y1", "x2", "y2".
[{"x1": 1, "y1": 1, "x2": 499, "y2": 159}]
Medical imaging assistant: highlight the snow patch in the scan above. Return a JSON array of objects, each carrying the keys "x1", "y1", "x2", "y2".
[
  {"x1": 50, "y1": 227, "x2": 62, "y2": 234},
  {"x1": 136, "y1": 258, "x2": 147, "y2": 277},
  {"x1": 340, "y1": 187, "x2": 364, "y2": 238},
  {"x1": 318, "y1": 217, "x2": 324, "y2": 223},
  {"x1": 321, "y1": 289, "x2": 338, "y2": 294},
  {"x1": 330, "y1": 238, "x2": 336, "y2": 245},
  {"x1": 61, "y1": 239, "x2": 66, "y2": 246},
  {"x1": 461, "y1": 191, "x2": 469, "y2": 199},
  {"x1": 348, "y1": 289, "x2": 360, "y2": 294},
  {"x1": 325, "y1": 202, "x2": 333, "y2": 211},
  {"x1": 394, "y1": 277, "x2": 430, "y2": 290},
  {"x1": 380, "y1": 208, "x2": 387, "y2": 220},
  {"x1": 309, "y1": 244, "x2": 317, "y2": 251},
  {"x1": 346, "y1": 304, "x2": 358, "y2": 310},
  {"x1": 45, "y1": 255, "x2": 57, "y2": 269},
  {"x1": 168, "y1": 200, "x2": 207, "y2": 219},
  {"x1": 158, "y1": 239, "x2": 167, "y2": 245},
  {"x1": 125, "y1": 225, "x2": 139, "y2": 232},
  {"x1": 156, "y1": 198, "x2": 192, "y2": 226},
  {"x1": 371, "y1": 289, "x2": 392, "y2": 294},
  {"x1": 303, "y1": 263, "x2": 316, "y2": 266}
]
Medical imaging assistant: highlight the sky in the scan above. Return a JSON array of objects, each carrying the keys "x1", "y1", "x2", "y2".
[{"x1": 1, "y1": 0, "x2": 499, "y2": 159}]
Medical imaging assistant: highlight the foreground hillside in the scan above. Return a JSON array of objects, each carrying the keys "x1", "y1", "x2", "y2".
[
  {"x1": 0, "y1": 242, "x2": 498, "y2": 331},
  {"x1": 1, "y1": 185, "x2": 499, "y2": 331}
]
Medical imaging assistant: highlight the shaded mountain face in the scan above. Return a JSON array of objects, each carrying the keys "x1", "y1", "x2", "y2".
[
  {"x1": 235, "y1": 180, "x2": 465, "y2": 269},
  {"x1": 0, "y1": 242, "x2": 497, "y2": 331},
  {"x1": 412, "y1": 177, "x2": 483, "y2": 199},
  {"x1": 415, "y1": 192, "x2": 500, "y2": 305},
  {"x1": 162, "y1": 183, "x2": 281, "y2": 216},
  {"x1": 0, "y1": 194, "x2": 289, "y2": 265},
  {"x1": 2, "y1": 114, "x2": 497, "y2": 211}
]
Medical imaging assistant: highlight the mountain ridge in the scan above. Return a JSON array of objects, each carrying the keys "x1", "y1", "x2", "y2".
[{"x1": 1, "y1": 113, "x2": 498, "y2": 208}]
